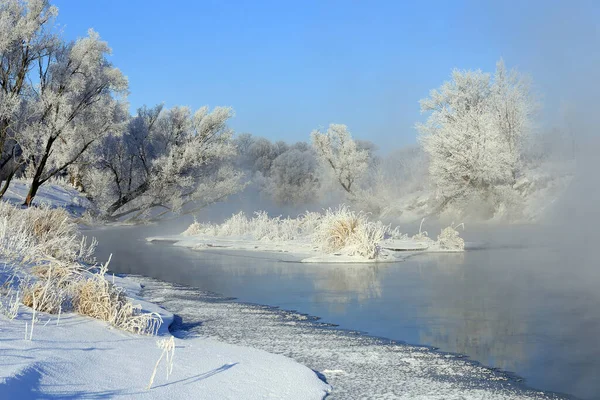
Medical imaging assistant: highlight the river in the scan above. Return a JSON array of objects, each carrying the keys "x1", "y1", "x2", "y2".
[{"x1": 89, "y1": 224, "x2": 599, "y2": 399}]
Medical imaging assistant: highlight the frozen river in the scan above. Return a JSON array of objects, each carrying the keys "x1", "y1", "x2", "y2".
[{"x1": 89, "y1": 224, "x2": 599, "y2": 399}]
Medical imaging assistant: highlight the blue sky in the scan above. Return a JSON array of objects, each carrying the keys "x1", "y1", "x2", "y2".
[{"x1": 52, "y1": 0, "x2": 598, "y2": 147}]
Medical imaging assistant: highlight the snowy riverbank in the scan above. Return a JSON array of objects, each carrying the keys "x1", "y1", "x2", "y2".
[
  {"x1": 0, "y1": 183, "x2": 330, "y2": 399},
  {"x1": 0, "y1": 275, "x2": 331, "y2": 399},
  {"x1": 133, "y1": 275, "x2": 568, "y2": 400}
]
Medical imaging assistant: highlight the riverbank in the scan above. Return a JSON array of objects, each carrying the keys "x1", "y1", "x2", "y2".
[
  {"x1": 0, "y1": 183, "x2": 331, "y2": 399},
  {"x1": 0, "y1": 276, "x2": 331, "y2": 399}
]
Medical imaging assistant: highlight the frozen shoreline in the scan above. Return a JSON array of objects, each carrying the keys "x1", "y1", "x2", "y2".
[
  {"x1": 132, "y1": 274, "x2": 568, "y2": 400},
  {"x1": 0, "y1": 271, "x2": 331, "y2": 399}
]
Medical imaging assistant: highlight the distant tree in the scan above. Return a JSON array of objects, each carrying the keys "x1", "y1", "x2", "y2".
[
  {"x1": 84, "y1": 105, "x2": 245, "y2": 221},
  {"x1": 265, "y1": 148, "x2": 320, "y2": 205},
  {"x1": 245, "y1": 137, "x2": 287, "y2": 175},
  {"x1": 18, "y1": 29, "x2": 128, "y2": 206},
  {"x1": 311, "y1": 124, "x2": 369, "y2": 194},
  {"x1": 0, "y1": 0, "x2": 58, "y2": 196},
  {"x1": 417, "y1": 59, "x2": 534, "y2": 212}
]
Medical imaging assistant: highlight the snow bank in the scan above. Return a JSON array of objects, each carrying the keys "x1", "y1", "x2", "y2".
[
  {"x1": 2, "y1": 179, "x2": 93, "y2": 217},
  {"x1": 149, "y1": 207, "x2": 465, "y2": 263},
  {"x1": 0, "y1": 302, "x2": 330, "y2": 399}
]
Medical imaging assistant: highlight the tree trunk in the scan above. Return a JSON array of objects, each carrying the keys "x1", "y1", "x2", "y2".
[
  {"x1": 106, "y1": 181, "x2": 150, "y2": 217},
  {"x1": 0, "y1": 119, "x2": 9, "y2": 163},
  {"x1": 0, "y1": 168, "x2": 16, "y2": 199},
  {"x1": 24, "y1": 177, "x2": 41, "y2": 206},
  {"x1": 24, "y1": 135, "x2": 56, "y2": 206}
]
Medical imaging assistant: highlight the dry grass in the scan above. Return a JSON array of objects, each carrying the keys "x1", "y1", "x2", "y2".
[
  {"x1": 21, "y1": 263, "x2": 79, "y2": 314},
  {"x1": 0, "y1": 201, "x2": 161, "y2": 337},
  {"x1": 313, "y1": 206, "x2": 388, "y2": 258},
  {"x1": 0, "y1": 202, "x2": 96, "y2": 263},
  {"x1": 73, "y1": 261, "x2": 162, "y2": 335},
  {"x1": 147, "y1": 336, "x2": 175, "y2": 389},
  {"x1": 0, "y1": 285, "x2": 20, "y2": 320},
  {"x1": 323, "y1": 214, "x2": 360, "y2": 251},
  {"x1": 184, "y1": 210, "x2": 322, "y2": 242}
]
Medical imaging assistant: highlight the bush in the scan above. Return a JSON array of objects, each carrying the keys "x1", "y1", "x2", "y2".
[{"x1": 313, "y1": 206, "x2": 388, "y2": 259}]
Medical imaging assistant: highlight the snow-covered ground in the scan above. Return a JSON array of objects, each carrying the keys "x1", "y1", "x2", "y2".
[
  {"x1": 0, "y1": 275, "x2": 330, "y2": 399},
  {"x1": 147, "y1": 234, "x2": 435, "y2": 263},
  {"x1": 2, "y1": 179, "x2": 93, "y2": 217}
]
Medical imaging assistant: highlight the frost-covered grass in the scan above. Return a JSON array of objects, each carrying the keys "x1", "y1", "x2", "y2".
[
  {"x1": 0, "y1": 189, "x2": 330, "y2": 399},
  {"x1": 184, "y1": 210, "x2": 322, "y2": 242},
  {"x1": 313, "y1": 207, "x2": 389, "y2": 258},
  {"x1": 73, "y1": 259, "x2": 162, "y2": 335},
  {"x1": 0, "y1": 201, "x2": 160, "y2": 335},
  {"x1": 0, "y1": 201, "x2": 94, "y2": 264},
  {"x1": 182, "y1": 205, "x2": 465, "y2": 259}
]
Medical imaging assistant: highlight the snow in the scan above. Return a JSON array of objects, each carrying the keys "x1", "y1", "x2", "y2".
[
  {"x1": 135, "y1": 277, "x2": 567, "y2": 400},
  {"x1": 1, "y1": 179, "x2": 93, "y2": 217},
  {"x1": 146, "y1": 231, "x2": 464, "y2": 264},
  {"x1": 146, "y1": 233, "x2": 420, "y2": 263},
  {"x1": 0, "y1": 272, "x2": 331, "y2": 399}
]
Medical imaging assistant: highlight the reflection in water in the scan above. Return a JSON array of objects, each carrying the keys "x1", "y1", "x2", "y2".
[
  {"x1": 311, "y1": 265, "x2": 383, "y2": 313},
  {"x1": 416, "y1": 253, "x2": 528, "y2": 374},
  {"x1": 89, "y1": 226, "x2": 600, "y2": 399}
]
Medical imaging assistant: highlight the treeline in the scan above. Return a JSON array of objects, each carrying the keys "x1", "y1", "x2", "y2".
[{"x1": 0, "y1": 1, "x2": 573, "y2": 222}]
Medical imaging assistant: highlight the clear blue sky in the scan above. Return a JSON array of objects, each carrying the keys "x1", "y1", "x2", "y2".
[{"x1": 52, "y1": 0, "x2": 598, "y2": 147}]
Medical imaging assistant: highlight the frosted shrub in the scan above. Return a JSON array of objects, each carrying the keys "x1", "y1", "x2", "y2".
[
  {"x1": 184, "y1": 211, "x2": 310, "y2": 242},
  {"x1": 344, "y1": 219, "x2": 387, "y2": 259},
  {"x1": 313, "y1": 206, "x2": 388, "y2": 259},
  {"x1": 436, "y1": 224, "x2": 465, "y2": 251},
  {"x1": 182, "y1": 219, "x2": 203, "y2": 236},
  {"x1": 73, "y1": 262, "x2": 162, "y2": 335},
  {"x1": 182, "y1": 206, "x2": 466, "y2": 259},
  {"x1": 220, "y1": 211, "x2": 249, "y2": 236}
]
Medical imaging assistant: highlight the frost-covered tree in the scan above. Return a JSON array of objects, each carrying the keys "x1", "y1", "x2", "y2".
[
  {"x1": 311, "y1": 124, "x2": 369, "y2": 194},
  {"x1": 417, "y1": 60, "x2": 534, "y2": 213},
  {"x1": 85, "y1": 105, "x2": 245, "y2": 221},
  {"x1": 242, "y1": 136, "x2": 288, "y2": 175},
  {"x1": 265, "y1": 147, "x2": 320, "y2": 205},
  {"x1": 17, "y1": 29, "x2": 128, "y2": 206},
  {"x1": 0, "y1": 0, "x2": 58, "y2": 195},
  {"x1": 491, "y1": 59, "x2": 536, "y2": 178}
]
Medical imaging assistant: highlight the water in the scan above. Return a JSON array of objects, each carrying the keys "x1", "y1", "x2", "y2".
[{"x1": 89, "y1": 225, "x2": 600, "y2": 400}]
